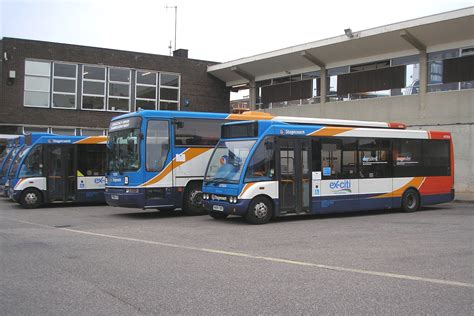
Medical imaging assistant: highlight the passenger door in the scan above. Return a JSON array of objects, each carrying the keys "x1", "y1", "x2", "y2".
[
  {"x1": 278, "y1": 138, "x2": 311, "y2": 215},
  {"x1": 46, "y1": 145, "x2": 76, "y2": 202}
]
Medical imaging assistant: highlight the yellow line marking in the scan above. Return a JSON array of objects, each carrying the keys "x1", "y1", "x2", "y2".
[{"x1": 2, "y1": 216, "x2": 473, "y2": 289}]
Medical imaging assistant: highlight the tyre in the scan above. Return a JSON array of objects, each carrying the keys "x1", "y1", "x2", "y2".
[
  {"x1": 401, "y1": 189, "x2": 420, "y2": 212},
  {"x1": 245, "y1": 196, "x2": 273, "y2": 225},
  {"x1": 209, "y1": 211, "x2": 229, "y2": 220},
  {"x1": 20, "y1": 188, "x2": 43, "y2": 209},
  {"x1": 182, "y1": 182, "x2": 206, "y2": 216}
]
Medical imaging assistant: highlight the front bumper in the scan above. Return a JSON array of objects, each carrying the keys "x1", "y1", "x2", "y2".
[
  {"x1": 105, "y1": 187, "x2": 180, "y2": 209},
  {"x1": 202, "y1": 198, "x2": 250, "y2": 216}
]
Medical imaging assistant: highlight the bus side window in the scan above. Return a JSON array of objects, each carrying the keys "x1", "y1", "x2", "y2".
[
  {"x1": 78, "y1": 144, "x2": 107, "y2": 176},
  {"x1": 311, "y1": 139, "x2": 321, "y2": 172},
  {"x1": 358, "y1": 138, "x2": 391, "y2": 178},
  {"x1": 244, "y1": 137, "x2": 275, "y2": 182},
  {"x1": 341, "y1": 138, "x2": 358, "y2": 178},
  {"x1": 321, "y1": 139, "x2": 342, "y2": 179}
]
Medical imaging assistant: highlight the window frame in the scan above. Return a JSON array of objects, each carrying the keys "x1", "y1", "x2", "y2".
[
  {"x1": 107, "y1": 67, "x2": 131, "y2": 113},
  {"x1": 24, "y1": 59, "x2": 52, "y2": 108},
  {"x1": 145, "y1": 120, "x2": 170, "y2": 172},
  {"x1": 135, "y1": 69, "x2": 158, "y2": 111},
  {"x1": 81, "y1": 64, "x2": 107, "y2": 112},
  {"x1": 51, "y1": 62, "x2": 78, "y2": 110},
  {"x1": 158, "y1": 72, "x2": 180, "y2": 110}
]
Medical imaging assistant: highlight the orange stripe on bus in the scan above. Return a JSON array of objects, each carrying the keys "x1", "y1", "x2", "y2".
[
  {"x1": 226, "y1": 112, "x2": 273, "y2": 121},
  {"x1": 309, "y1": 127, "x2": 352, "y2": 137},
  {"x1": 141, "y1": 147, "x2": 211, "y2": 187},
  {"x1": 239, "y1": 182, "x2": 255, "y2": 198},
  {"x1": 74, "y1": 136, "x2": 108, "y2": 144},
  {"x1": 372, "y1": 177, "x2": 425, "y2": 199}
]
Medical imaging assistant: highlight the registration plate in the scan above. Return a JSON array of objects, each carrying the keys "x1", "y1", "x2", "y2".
[
  {"x1": 212, "y1": 205, "x2": 224, "y2": 212},
  {"x1": 111, "y1": 194, "x2": 119, "y2": 200}
]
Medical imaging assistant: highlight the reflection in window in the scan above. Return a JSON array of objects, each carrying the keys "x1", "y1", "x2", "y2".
[
  {"x1": 159, "y1": 73, "x2": 179, "y2": 110},
  {"x1": 358, "y1": 139, "x2": 391, "y2": 178},
  {"x1": 24, "y1": 60, "x2": 51, "y2": 107},
  {"x1": 174, "y1": 119, "x2": 225, "y2": 146},
  {"x1": 393, "y1": 139, "x2": 422, "y2": 177},
  {"x1": 146, "y1": 121, "x2": 169, "y2": 172},
  {"x1": 77, "y1": 144, "x2": 106, "y2": 176}
]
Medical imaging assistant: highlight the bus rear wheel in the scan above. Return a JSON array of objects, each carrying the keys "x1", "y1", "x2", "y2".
[
  {"x1": 20, "y1": 188, "x2": 43, "y2": 209},
  {"x1": 401, "y1": 189, "x2": 420, "y2": 212},
  {"x1": 245, "y1": 196, "x2": 273, "y2": 225},
  {"x1": 182, "y1": 182, "x2": 206, "y2": 216}
]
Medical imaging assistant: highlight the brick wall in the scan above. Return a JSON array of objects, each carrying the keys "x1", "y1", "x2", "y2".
[{"x1": 0, "y1": 38, "x2": 230, "y2": 129}]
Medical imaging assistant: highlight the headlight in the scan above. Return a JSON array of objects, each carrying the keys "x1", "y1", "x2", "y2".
[
  {"x1": 105, "y1": 177, "x2": 108, "y2": 185},
  {"x1": 124, "y1": 176, "x2": 129, "y2": 185},
  {"x1": 125, "y1": 188, "x2": 139, "y2": 193},
  {"x1": 228, "y1": 196, "x2": 238, "y2": 203},
  {"x1": 203, "y1": 193, "x2": 209, "y2": 200}
]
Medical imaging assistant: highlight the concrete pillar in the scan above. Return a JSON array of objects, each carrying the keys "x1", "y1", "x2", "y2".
[
  {"x1": 320, "y1": 67, "x2": 327, "y2": 105},
  {"x1": 419, "y1": 50, "x2": 428, "y2": 114},
  {"x1": 249, "y1": 79, "x2": 257, "y2": 110}
]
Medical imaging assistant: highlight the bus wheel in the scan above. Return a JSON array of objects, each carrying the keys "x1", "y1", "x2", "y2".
[
  {"x1": 401, "y1": 189, "x2": 420, "y2": 212},
  {"x1": 245, "y1": 196, "x2": 273, "y2": 225},
  {"x1": 183, "y1": 183, "x2": 206, "y2": 216},
  {"x1": 209, "y1": 211, "x2": 228, "y2": 220},
  {"x1": 20, "y1": 188, "x2": 43, "y2": 209}
]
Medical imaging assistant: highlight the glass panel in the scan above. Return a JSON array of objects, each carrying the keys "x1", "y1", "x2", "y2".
[
  {"x1": 321, "y1": 140, "x2": 342, "y2": 179},
  {"x1": 25, "y1": 76, "x2": 50, "y2": 91},
  {"x1": 205, "y1": 140, "x2": 255, "y2": 184},
  {"x1": 341, "y1": 138, "x2": 357, "y2": 178},
  {"x1": 25, "y1": 91, "x2": 49, "y2": 107},
  {"x1": 137, "y1": 71, "x2": 157, "y2": 85},
  {"x1": 9, "y1": 147, "x2": 30, "y2": 179},
  {"x1": 135, "y1": 99, "x2": 156, "y2": 110},
  {"x1": 23, "y1": 127, "x2": 48, "y2": 133},
  {"x1": 136, "y1": 85, "x2": 156, "y2": 99},
  {"x1": 393, "y1": 139, "x2": 422, "y2": 177},
  {"x1": 18, "y1": 146, "x2": 43, "y2": 178},
  {"x1": 53, "y1": 94, "x2": 75, "y2": 108},
  {"x1": 83, "y1": 81, "x2": 105, "y2": 95},
  {"x1": 422, "y1": 140, "x2": 450, "y2": 176},
  {"x1": 82, "y1": 96, "x2": 105, "y2": 110},
  {"x1": 83, "y1": 66, "x2": 105, "y2": 80},
  {"x1": 174, "y1": 119, "x2": 226, "y2": 146},
  {"x1": 108, "y1": 98, "x2": 129, "y2": 111},
  {"x1": 82, "y1": 129, "x2": 103, "y2": 136},
  {"x1": 392, "y1": 54, "x2": 419, "y2": 66},
  {"x1": 160, "y1": 88, "x2": 178, "y2": 100},
  {"x1": 146, "y1": 121, "x2": 169, "y2": 172},
  {"x1": 109, "y1": 83, "x2": 130, "y2": 97},
  {"x1": 77, "y1": 144, "x2": 106, "y2": 176},
  {"x1": 54, "y1": 79, "x2": 76, "y2": 93},
  {"x1": 358, "y1": 139, "x2": 391, "y2": 178},
  {"x1": 160, "y1": 73, "x2": 179, "y2": 87},
  {"x1": 51, "y1": 128, "x2": 75, "y2": 135},
  {"x1": 54, "y1": 63, "x2": 76, "y2": 78},
  {"x1": 160, "y1": 101, "x2": 178, "y2": 110},
  {"x1": 107, "y1": 128, "x2": 141, "y2": 172},
  {"x1": 461, "y1": 80, "x2": 474, "y2": 90},
  {"x1": 109, "y1": 68, "x2": 130, "y2": 82},
  {"x1": 25, "y1": 60, "x2": 50, "y2": 76},
  {"x1": 244, "y1": 137, "x2": 275, "y2": 182}
]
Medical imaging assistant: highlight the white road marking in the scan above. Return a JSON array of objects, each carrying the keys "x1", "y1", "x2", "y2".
[{"x1": 3, "y1": 216, "x2": 474, "y2": 289}]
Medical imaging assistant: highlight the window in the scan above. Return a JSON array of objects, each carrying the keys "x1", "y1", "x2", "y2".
[
  {"x1": 23, "y1": 126, "x2": 49, "y2": 134},
  {"x1": 393, "y1": 139, "x2": 422, "y2": 177},
  {"x1": 77, "y1": 144, "x2": 106, "y2": 176},
  {"x1": 51, "y1": 128, "x2": 76, "y2": 135},
  {"x1": 428, "y1": 49, "x2": 459, "y2": 92},
  {"x1": 321, "y1": 139, "x2": 342, "y2": 179},
  {"x1": 159, "y1": 73, "x2": 180, "y2": 110},
  {"x1": 81, "y1": 129, "x2": 105, "y2": 136},
  {"x1": 108, "y1": 68, "x2": 131, "y2": 112},
  {"x1": 341, "y1": 138, "x2": 357, "y2": 178},
  {"x1": 52, "y1": 62, "x2": 77, "y2": 109},
  {"x1": 135, "y1": 70, "x2": 158, "y2": 110},
  {"x1": 82, "y1": 65, "x2": 106, "y2": 110},
  {"x1": 24, "y1": 60, "x2": 51, "y2": 107},
  {"x1": 174, "y1": 119, "x2": 226, "y2": 146},
  {"x1": 422, "y1": 140, "x2": 450, "y2": 176},
  {"x1": 19, "y1": 145, "x2": 43, "y2": 178},
  {"x1": 146, "y1": 121, "x2": 169, "y2": 172},
  {"x1": 244, "y1": 137, "x2": 275, "y2": 182},
  {"x1": 358, "y1": 139, "x2": 391, "y2": 178}
]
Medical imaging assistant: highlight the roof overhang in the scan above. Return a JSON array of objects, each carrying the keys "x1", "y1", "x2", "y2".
[{"x1": 208, "y1": 7, "x2": 474, "y2": 86}]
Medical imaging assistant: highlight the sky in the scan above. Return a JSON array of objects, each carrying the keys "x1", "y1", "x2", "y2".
[{"x1": 1, "y1": 0, "x2": 472, "y2": 63}]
